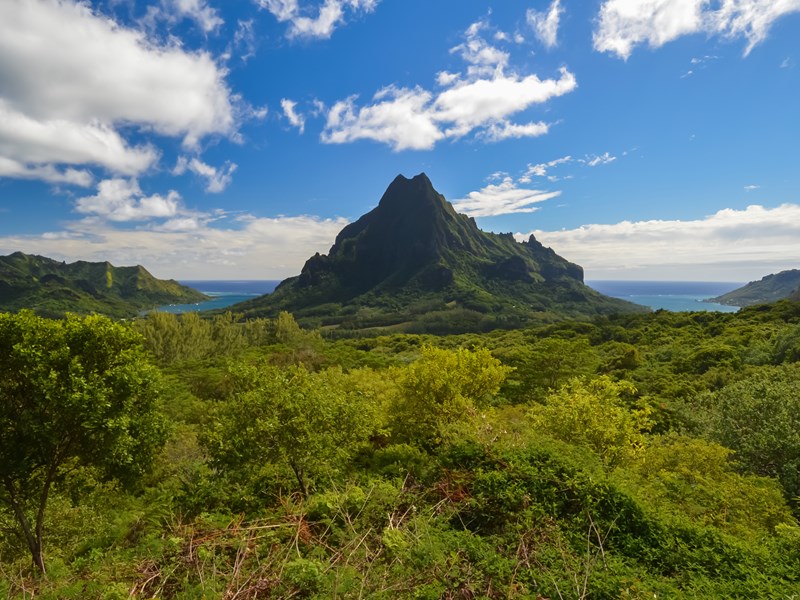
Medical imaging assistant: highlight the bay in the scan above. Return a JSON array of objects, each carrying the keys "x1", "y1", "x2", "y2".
[
  {"x1": 587, "y1": 280, "x2": 743, "y2": 312},
  {"x1": 153, "y1": 280, "x2": 281, "y2": 314}
]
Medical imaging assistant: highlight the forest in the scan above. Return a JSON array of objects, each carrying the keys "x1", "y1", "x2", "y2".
[{"x1": 2, "y1": 302, "x2": 800, "y2": 599}]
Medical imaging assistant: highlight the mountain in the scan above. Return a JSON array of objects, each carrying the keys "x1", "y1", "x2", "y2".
[
  {"x1": 0, "y1": 252, "x2": 207, "y2": 318},
  {"x1": 709, "y1": 269, "x2": 800, "y2": 307},
  {"x1": 232, "y1": 173, "x2": 645, "y2": 333}
]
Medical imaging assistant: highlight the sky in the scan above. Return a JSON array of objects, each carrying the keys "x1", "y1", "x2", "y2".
[{"x1": 1, "y1": 0, "x2": 799, "y2": 282}]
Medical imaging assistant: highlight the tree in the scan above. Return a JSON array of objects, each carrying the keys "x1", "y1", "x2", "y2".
[
  {"x1": 391, "y1": 346, "x2": 511, "y2": 444},
  {"x1": 708, "y1": 367, "x2": 800, "y2": 501},
  {"x1": 529, "y1": 377, "x2": 652, "y2": 467},
  {"x1": 204, "y1": 363, "x2": 377, "y2": 497},
  {"x1": 0, "y1": 311, "x2": 167, "y2": 574},
  {"x1": 501, "y1": 337, "x2": 597, "y2": 402}
]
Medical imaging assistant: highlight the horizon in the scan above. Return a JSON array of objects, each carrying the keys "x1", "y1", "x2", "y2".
[{"x1": 1, "y1": 1, "x2": 799, "y2": 281}]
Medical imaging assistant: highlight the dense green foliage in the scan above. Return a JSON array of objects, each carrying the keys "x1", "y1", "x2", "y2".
[
  {"x1": 232, "y1": 174, "x2": 645, "y2": 332},
  {"x1": 0, "y1": 252, "x2": 207, "y2": 318},
  {"x1": 3, "y1": 302, "x2": 800, "y2": 597},
  {"x1": 0, "y1": 311, "x2": 167, "y2": 574}
]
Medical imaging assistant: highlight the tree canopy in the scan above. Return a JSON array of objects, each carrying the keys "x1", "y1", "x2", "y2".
[{"x1": 0, "y1": 311, "x2": 167, "y2": 573}]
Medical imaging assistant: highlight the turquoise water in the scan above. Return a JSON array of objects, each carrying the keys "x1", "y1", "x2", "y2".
[
  {"x1": 153, "y1": 280, "x2": 280, "y2": 313},
  {"x1": 586, "y1": 281, "x2": 743, "y2": 312}
]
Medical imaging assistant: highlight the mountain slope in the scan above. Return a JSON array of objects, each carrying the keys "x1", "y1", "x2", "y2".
[
  {"x1": 233, "y1": 173, "x2": 645, "y2": 332},
  {"x1": 710, "y1": 270, "x2": 800, "y2": 307},
  {"x1": 0, "y1": 252, "x2": 207, "y2": 318}
]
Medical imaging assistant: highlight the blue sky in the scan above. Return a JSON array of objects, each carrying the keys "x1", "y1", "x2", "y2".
[{"x1": 1, "y1": 0, "x2": 799, "y2": 281}]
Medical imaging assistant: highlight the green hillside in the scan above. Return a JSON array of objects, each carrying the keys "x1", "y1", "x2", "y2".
[
  {"x1": 233, "y1": 173, "x2": 645, "y2": 332},
  {"x1": 710, "y1": 269, "x2": 800, "y2": 307},
  {"x1": 0, "y1": 252, "x2": 207, "y2": 317}
]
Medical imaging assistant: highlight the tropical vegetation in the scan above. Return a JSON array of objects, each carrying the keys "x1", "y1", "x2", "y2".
[{"x1": 2, "y1": 300, "x2": 800, "y2": 598}]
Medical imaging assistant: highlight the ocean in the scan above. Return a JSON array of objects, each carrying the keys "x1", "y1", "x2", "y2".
[
  {"x1": 154, "y1": 280, "x2": 744, "y2": 314},
  {"x1": 586, "y1": 280, "x2": 743, "y2": 313}
]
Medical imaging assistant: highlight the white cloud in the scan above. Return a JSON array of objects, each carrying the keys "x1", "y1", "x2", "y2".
[
  {"x1": 715, "y1": 0, "x2": 800, "y2": 56},
  {"x1": 0, "y1": 157, "x2": 93, "y2": 187},
  {"x1": 522, "y1": 156, "x2": 574, "y2": 181},
  {"x1": 322, "y1": 87, "x2": 443, "y2": 151},
  {"x1": 256, "y1": 0, "x2": 379, "y2": 39},
  {"x1": 174, "y1": 156, "x2": 238, "y2": 193},
  {"x1": 436, "y1": 71, "x2": 461, "y2": 87},
  {"x1": 517, "y1": 203, "x2": 800, "y2": 280},
  {"x1": 585, "y1": 152, "x2": 617, "y2": 167},
  {"x1": 144, "y1": 0, "x2": 224, "y2": 33},
  {"x1": 481, "y1": 120, "x2": 551, "y2": 142},
  {"x1": 0, "y1": 100, "x2": 160, "y2": 176},
  {"x1": 232, "y1": 19, "x2": 257, "y2": 62},
  {"x1": 452, "y1": 177, "x2": 561, "y2": 217},
  {"x1": 434, "y1": 68, "x2": 576, "y2": 138},
  {"x1": 258, "y1": 0, "x2": 298, "y2": 21},
  {"x1": 595, "y1": 0, "x2": 800, "y2": 59},
  {"x1": 517, "y1": 152, "x2": 617, "y2": 183},
  {"x1": 0, "y1": 212, "x2": 349, "y2": 279},
  {"x1": 451, "y1": 21, "x2": 510, "y2": 77},
  {"x1": 323, "y1": 69, "x2": 575, "y2": 151},
  {"x1": 0, "y1": 0, "x2": 235, "y2": 185},
  {"x1": 281, "y1": 99, "x2": 306, "y2": 133},
  {"x1": 744, "y1": 184, "x2": 760, "y2": 191},
  {"x1": 594, "y1": 0, "x2": 707, "y2": 59},
  {"x1": 527, "y1": 0, "x2": 563, "y2": 49},
  {"x1": 75, "y1": 178, "x2": 182, "y2": 222},
  {"x1": 320, "y1": 16, "x2": 577, "y2": 150}
]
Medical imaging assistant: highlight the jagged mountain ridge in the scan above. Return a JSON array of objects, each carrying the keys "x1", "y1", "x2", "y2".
[
  {"x1": 233, "y1": 173, "x2": 645, "y2": 332},
  {"x1": 0, "y1": 252, "x2": 207, "y2": 318},
  {"x1": 710, "y1": 269, "x2": 800, "y2": 307}
]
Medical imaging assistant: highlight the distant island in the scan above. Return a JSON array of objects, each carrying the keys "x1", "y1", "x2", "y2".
[
  {"x1": 0, "y1": 252, "x2": 207, "y2": 318},
  {"x1": 709, "y1": 269, "x2": 800, "y2": 307},
  {"x1": 230, "y1": 173, "x2": 646, "y2": 333}
]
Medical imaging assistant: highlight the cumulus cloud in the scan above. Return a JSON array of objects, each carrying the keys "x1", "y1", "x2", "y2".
[
  {"x1": 0, "y1": 0, "x2": 235, "y2": 185},
  {"x1": 323, "y1": 88, "x2": 443, "y2": 151},
  {"x1": 257, "y1": 0, "x2": 379, "y2": 39},
  {"x1": 0, "y1": 100, "x2": 160, "y2": 176},
  {"x1": 174, "y1": 156, "x2": 237, "y2": 192},
  {"x1": 527, "y1": 0, "x2": 563, "y2": 48},
  {"x1": 75, "y1": 178, "x2": 182, "y2": 222},
  {"x1": 281, "y1": 99, "x2": 306, "y2": 133},
  {"x1": 518, "y1": 203, "x2": 800, "y2": 280},
  {"x1": 452, "y1": 177, "x2": 561, "y2": 217},
  {"x1": 595, "y1": 0, "x2": 800, "y2": 59},
  {"x1": 321, "y1": 18, "x2": 577, "y2": 151},
  {"x1": 0, "y1": 212, "x2": 349, "y2": 279},
  {"x1": 0, "y1": 157, "x2": 93, "y2": 187}
]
